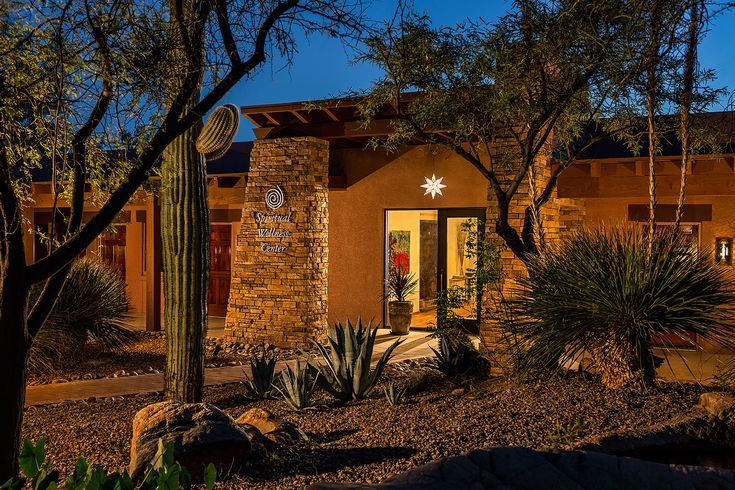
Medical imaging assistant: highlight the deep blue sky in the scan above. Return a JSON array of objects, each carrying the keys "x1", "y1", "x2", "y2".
[{"x1": 218, "y1": 0, "x2": 735, "y2": 141}]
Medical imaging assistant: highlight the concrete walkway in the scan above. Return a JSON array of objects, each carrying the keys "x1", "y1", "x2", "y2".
[
  {"x1": 26, "y1": 333, "x2": 733, "y2": 407},
  {"x1": 25, "y1": 331, "x2": 437, "y2": 407}
]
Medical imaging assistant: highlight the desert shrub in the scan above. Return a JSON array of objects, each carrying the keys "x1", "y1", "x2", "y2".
[
  {"x1": 507, "y1": 225, "x2": 735, "y2": 388},
  {"x1": 431, "y1": 334, "x2": 484, "y2": 378},
  {"x1": 243, "y1": 352, "x2": 277, "y2": 400},
  {"x1": 547, "y1": 417, "x2": 588, "y2": 449},
  {"x1": 382, "y1": 381, "x2": 408, "y2": 406},
  {"x1": 309, "y1": 319, "x2": 402, "y2": 402},
  {"x1": 1, "y1": 438, "x2": 215, "y2": 490},
  {"x1": 29, "y1": 258, "x2": 135, "y2": 373},
  {"x1": 276, "y1": 359, "x2": 318, "y2": 411}
]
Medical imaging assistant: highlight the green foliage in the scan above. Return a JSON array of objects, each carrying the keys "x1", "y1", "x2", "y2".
[
  {"x1": 29, "y1": 258, "x2": 135, "y2": 374},
  {"x1": 1, "y1": 438, "x2": 216, "y2": 490},
  {"x1": 275, "y1": 360, "x2": 318, "y2": 411},
  {"x1": 548, "y1": 417, "x2": 589, "y2": 449},
  {"x1": 431, "y1": 335, "x2": 482, "y2": 378},
  {"x1": 506, "y1": 225, "x2": 735, "y2": 384},
  {"x1": 309, "y1": 319, "x2": 402, "y2": 402},
  {"x1": 384, "y1": 264, "x2": 418, "y2": 302},
  {"x1": 243, "y1": 352, "x2": 277, "y2": 400},
  {"x1": 359, "y1": 1, "x2": 640, "y2": 169},
  {"x1": 433, "y1": 219, "x2": 499, "y2": 337},
  {"x1": 382, "y1": 381, "x2": 408, "y2": 406},
  {"x1": 434, "y1": 287, "x2": 467, "y2": 335}
]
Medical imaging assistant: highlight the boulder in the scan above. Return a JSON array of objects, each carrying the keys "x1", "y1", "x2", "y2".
[
  {"x1": 235, "y1": 408, "x2": 307, "y2": 445},
  {"x1": 308, "y1": 447, "x2": 735, "y2": 489},
  {"x1": 129, "y1": 401, "x2": 251, "y2": 480},
  {"x1": 699, "y1": 392, "x2": 735, "y2": 418}
]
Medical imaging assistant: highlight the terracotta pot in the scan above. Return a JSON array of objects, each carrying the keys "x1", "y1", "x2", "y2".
[{"x1": 388, "y1": 301, "x2": 413, "y2": 335}]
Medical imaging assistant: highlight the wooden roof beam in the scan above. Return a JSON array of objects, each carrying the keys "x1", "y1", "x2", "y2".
[
  {"x1": 322, "y1": 107, "x2": 340, "y2": 122},
  {"x1": 261, "y1": 112, "x2": 280, "y2": 125},
  {"x1": 290, "y1": 110, "x2": 309, "y2": 124}
]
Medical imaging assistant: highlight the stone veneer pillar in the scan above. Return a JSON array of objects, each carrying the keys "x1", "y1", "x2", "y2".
[
  {"x1": 224, "y1": 137, "x2": 329, "y2": 348},
  {"x1": 480, "y1": 148, "x2": 578, "y2": 359}
]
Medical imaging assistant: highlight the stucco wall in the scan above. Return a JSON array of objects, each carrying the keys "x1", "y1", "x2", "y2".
[{"x1": 327, "y1": 145, "x2": 489, "y2": 325}]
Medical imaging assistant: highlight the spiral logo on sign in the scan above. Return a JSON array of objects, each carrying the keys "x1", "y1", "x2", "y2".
[{"x1": 265, "y1": 185, "x2": 285, "y2": 210}]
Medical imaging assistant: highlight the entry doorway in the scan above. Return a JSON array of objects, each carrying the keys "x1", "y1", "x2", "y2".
[
  {"x1": 385, "y1": 208, "x2": 485, "y2": 332},
  {"x1": 209, "y1": 224, "x2": 232, "y2": 316}
]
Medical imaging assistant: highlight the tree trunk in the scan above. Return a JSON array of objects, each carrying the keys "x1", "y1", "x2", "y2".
[
  {"x1": 675, "y1": 0, "x2": 699, "y2": 231},
  {"x1": 591, "y1": 333, "x2": 655, "y2": 389},
  {"x1": 645, "y1": 0, "x2": 662, "y2": 253},
  {"x1": 0, "y1": 273, "x2": 29, "y2": 481},
  {"x1": 161, "y1": 119, "x2": 209, "y2": 402}
]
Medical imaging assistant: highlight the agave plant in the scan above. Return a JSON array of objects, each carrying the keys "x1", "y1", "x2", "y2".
[
  {"x1": 383, "y1": 381, "x2": 408, "y2": 406},
  {"x1": 309, "y1": 319, "x2": 402, "y2": 402},
  {"x1": 243, "y1": 352, "x2": 277, "y2": 399},
  {"x1": 507, "y1": 225, "x2": 735, "y2": 388},
  {"x1": 431, "y1": 334, "x2": 479, "y2": 377},
  {"x1": 275, "y1": 359, "x2": 318, "y2": 411},
  {"x1": 29, "y1": 258, "x2": 135, "y2": 373}
]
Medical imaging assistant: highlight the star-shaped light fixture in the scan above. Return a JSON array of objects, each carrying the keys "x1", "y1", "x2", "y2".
[{"x1": 421, "y1": 174, "x2": 447, "y2": 199}]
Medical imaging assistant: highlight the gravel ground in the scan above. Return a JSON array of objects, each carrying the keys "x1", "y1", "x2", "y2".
[
  {"x1": 27, "y1": 333, "x2": 299, "y2": 385},
  {"x1": 22, "y1": 370, "x2": 704, "y2": 489}
]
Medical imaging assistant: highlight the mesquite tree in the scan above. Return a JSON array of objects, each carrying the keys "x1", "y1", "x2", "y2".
[
  {"x1": 614, "y1": 0, "x2": 725, "y2": 242},
  {"x1": 0, "y1": 0, "x2": 363, "y2": 480},
  {"x1": 360, "y1": 0, "x2": 644, "y2": 263}
]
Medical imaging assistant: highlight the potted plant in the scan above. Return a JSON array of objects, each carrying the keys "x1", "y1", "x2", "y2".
[{"x1": 385, "y1": 261, "x2": 418, "y2": 335}]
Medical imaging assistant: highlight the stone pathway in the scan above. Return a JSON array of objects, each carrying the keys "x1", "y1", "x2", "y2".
[{"x1": 25, "y1": 331, "x2": 437, "y2": 407}]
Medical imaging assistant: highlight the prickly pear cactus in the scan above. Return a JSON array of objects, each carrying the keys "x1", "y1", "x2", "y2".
[{"x1": 195, "y1": 104, "x2": 239, "y2": 161}]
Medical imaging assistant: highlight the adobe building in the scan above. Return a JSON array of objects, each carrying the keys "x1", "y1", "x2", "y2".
[{"x1": 24, "y1": 99, "x2": 735, "y2": 351}]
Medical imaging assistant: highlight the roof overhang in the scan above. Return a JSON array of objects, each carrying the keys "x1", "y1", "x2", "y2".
[{"x1": 240, "y1": 94, "x2": 448, "y2": 148}]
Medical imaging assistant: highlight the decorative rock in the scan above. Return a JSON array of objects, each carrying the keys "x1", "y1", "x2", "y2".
[
  {"x1": 699, "y1": 392, "x2": 735, "y2": 418},
  {"x1": 129, "y1": 401, "x2": 251, "y2": 480},
  {"x1": 235, "y1": 408, "x2": 306, "y2": 445},
  {"x1": 308, "y1": 447, "x2": 735, "y2": 489}
]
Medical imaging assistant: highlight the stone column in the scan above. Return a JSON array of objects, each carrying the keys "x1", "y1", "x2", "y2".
[
  {"x1": 225, "y1": 137, "x2": 329, "y2": 348},
  {"x1": 480, "y1": 149, "x2": 561, "y2": 359}
]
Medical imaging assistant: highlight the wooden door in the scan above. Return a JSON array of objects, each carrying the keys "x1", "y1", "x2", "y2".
[
  {"x1": 98, "y1": 226, "x2": 126, "y2": 280},
  {"x1": 208, "y1": 224, "x2": 232, "y2": 316}
]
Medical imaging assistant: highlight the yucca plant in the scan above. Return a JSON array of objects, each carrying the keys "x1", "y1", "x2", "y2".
[
  {"x1": 275, "y1": 360, "x2": 318, "y2": 411},
  {"x1": 384, "y1": 263, "x2": 418, "y2": 302},
  {"x1": 431, "y1": 334, "x2": 479, "y2": 377},
  {"x1": 383, "y1": 381, "x2": 408, "y2": 406},
  {"x1": 309, "y1": 319, "x2": 403, "y2": 402},
  {"x1": 28, "y1": 258, "x2": 135, "y2": 373},
  {"x1": 243, "y1": 352, "x2": 277, "y2": 399},
  {"x1": 507, "y1": 225, "x2": 735, "y2": 388}
]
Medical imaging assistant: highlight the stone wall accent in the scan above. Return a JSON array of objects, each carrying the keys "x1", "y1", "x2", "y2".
[
  {"x1": 224, "y1": 137, "x2": 329, "y2": 347},
  {"x1": 480, "y1": 147, "x2": 565, "y2": 360},
  {"x1": 558, "y1": 197, "x2": 587, "y2": 234}
]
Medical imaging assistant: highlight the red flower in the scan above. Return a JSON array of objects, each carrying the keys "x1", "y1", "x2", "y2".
[{"x1": 392, "y1": 252, "x2": 410, "y2": 274}]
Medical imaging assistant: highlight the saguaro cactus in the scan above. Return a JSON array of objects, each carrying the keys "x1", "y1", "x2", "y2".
[
  {"x1": 161, "y1": 111, "x2": 210, "y2": 402},
  {"x1": 195, "y1": 104, "x2": 239, "y2": 160}
]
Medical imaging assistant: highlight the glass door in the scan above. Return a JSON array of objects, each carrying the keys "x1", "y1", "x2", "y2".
[
  {"x1": 438, "y1": 209, "x2": 486, "y2": 333},
  {"x1": 385, "y1": 208, "x2": 485, "y2": 332}
]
